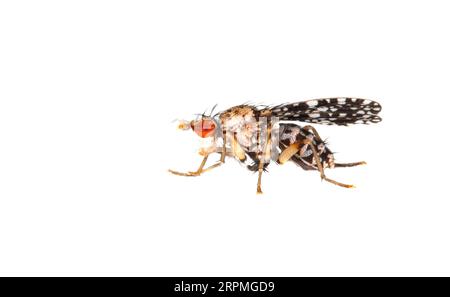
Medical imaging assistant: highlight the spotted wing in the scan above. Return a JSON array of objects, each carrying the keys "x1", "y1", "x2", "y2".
[{"x1": 267, "y1": 98, "x2": 382, "y2": 125}]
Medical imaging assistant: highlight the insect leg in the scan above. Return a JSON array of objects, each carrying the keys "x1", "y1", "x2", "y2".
[
  {"x1": 277, "y1": 138, "x2": 354, "y2": 188},
  {"x1": 301, "y1": 125, "x2": 324, "y2": 142},
  {"x1": 277, "y1": 124, "x2": 322, "y2": 165},
  {"x1": 220, "y1": 130, "x2": 227, "y2": 163},
  {"x1": 302, "y1": 125, "x2": 366, "y2": 169},
  {"x1": 200, "y1": 129, "x2": 228, "y2": 172},
  {"x1": 278, "y1": 142, "x2": 300, "y2": 164},
  {"x1": 168, "y1": 155, "x2": 210, "y2": 177},
  {"x1": 256, "y1": 125, "x2": 272, "y2": 194},
  {"x1": 334, "y1": 161, "x2": 367, "y2": 168},
  {"x1": 256, "y1": 149, "x2": 265, "y2": 194},
  {"x1": 307, "y1": 140, "x2": 355, "y2": 188},
  {"x1": 168, "y1": 133, "x2": 232, "y2": 177},
  {"x1": 231, "y1": 132, "x2": 246, "y2": 161}
]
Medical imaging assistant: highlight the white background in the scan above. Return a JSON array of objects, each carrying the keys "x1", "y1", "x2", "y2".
[{"x1": 1, "y1": 1, "x2": 449, "y2": 276}]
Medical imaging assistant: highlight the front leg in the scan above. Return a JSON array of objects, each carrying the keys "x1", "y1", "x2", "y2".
[
  {"x1": 201, "y1": 130, "x2": 228, "y2": 172},
  {"x1": 168, "y1": 131, "x2": 228, "y2": 177},
  {"x1": 168, "y1": 155, "x2": 209, "y2": 177}
]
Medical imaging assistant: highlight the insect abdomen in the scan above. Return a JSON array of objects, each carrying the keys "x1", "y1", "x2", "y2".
[{"x1": 278, "y1": 124, "x2": 335, "y2": 170}]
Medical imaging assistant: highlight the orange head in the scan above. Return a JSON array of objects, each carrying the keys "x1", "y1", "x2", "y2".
[
  {"x1": 190, "y1": 117, "x2": 217, "y2": 138},
  {"x1": 176, "y1": 117, "x2": 217, "y2": 138}
]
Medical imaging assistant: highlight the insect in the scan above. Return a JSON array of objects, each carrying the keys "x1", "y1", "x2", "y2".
[{"x1": 169, "y1": 98, "x2": 382, "y2": 194}]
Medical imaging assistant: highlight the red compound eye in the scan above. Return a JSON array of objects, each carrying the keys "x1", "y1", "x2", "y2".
[{"x1": 191, "y1": 119, "x2": 216, "y2": 138}]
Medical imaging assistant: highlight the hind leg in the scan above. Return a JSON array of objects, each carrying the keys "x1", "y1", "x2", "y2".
[
  {"x1": 302, "y1": 125, "x2": 366, "y2": 171},
  {"x1": 307, "y1": 140, "x2": 354, "y2": 188},
  {"x1": 334, "y1": 161, "x2": 366, "y2": 168},
  {"x1": 278, "y1": 138, "x2": 354, "y2": 188},
  {"x1": 302, "y1": 125, "x2": 324, "y2": 142}
]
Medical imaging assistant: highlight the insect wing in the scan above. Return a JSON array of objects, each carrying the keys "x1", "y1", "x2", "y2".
[{"x1": 268, "y1": 98, "x2": 382, "y2": 125}]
